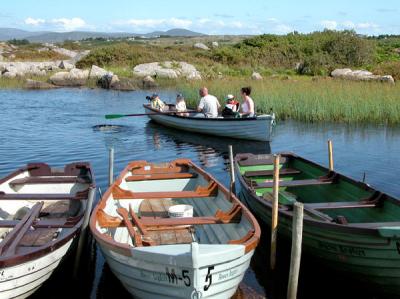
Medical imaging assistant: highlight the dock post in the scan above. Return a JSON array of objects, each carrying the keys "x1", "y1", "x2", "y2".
[
  {"x1": 287, "y1": 201, "x2": 304, "y2": 299},
  {"x1": 109, "y1": 147, "x2": 114, "y2": 186},
  {"x1": 228, "y1": 145, "x2": 236, "y2": 195},
  {"x1": 73, "y1": 186, "x2": 96, "y2": 279},
  {"x1": 328, "y1": 140, "x2": 334, "y2": 171},
  {"x1": 270, "y1": 154, "x2": 280, "y2": 270}
]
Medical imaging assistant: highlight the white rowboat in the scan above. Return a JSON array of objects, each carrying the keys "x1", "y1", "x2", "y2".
[
  {"x1": 90, "y1": 159, "x2": 260, "y2": 299},
  {"x1": 0, "y1": 162, "x2": 95, "y2": 299},
  {"x1": 144, "y1": 104, "x2": 275, "y2": 141}
]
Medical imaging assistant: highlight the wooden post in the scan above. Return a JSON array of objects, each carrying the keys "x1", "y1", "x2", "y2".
[
  {"x1": 109, "y1": 147, "x2": 114, "y2": 186},
  {"x1": 328, "y1": 140, "x2": 334, "y2": 171},
  {"x1": 73, "y1": 186, "x2": 96, "y2": 279},
  {"x1": 287, "y1": 202, "x2": 304, "y2": 299},
  {"x1": 270, "y1": 154, "x2": 280, "y2": 270},
  {"x1": 228, "y1": 145, "x2": 236, "y2": 195}
]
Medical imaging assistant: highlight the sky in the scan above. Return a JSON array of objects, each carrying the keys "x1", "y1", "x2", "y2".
[{"x1": 0, "y1": 0, "x2": 399, "y2": 35}]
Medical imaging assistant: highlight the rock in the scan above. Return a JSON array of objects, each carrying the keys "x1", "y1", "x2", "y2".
[
  {"x1": 2, "y1": 71, "x2": 17, "y2": 78},
  {"x1": 98, "y1": 73, "x2": 116, "y2": 89},
  {"x1": 24, "y1": 79, "x2": 58, "y2": 90},
  {"x1": 69, "y1": 50, "x2": 90, "y2": 65},
  {"x1": 52, "y1": 47, "x2": 78, "y2": 58},
  {"x1": 110, "y1": 74, "x2": 120, "y2": 86},
  {"x1": 211, "y1": 41, "x2": 219, "y2": 48},
  {"x1": 133, "y1": 61, "x2": 201, "y2": 80},
  {"x1": 110, "y1": 77, "x2": 137, "y2": 91},
  {"x1": 142, "y1": 75, "x2": 157, "y2": 89},
  {"x1": 193, "y1": 43, "x2": 210, "y2": 50},
  {"x1": 0, "y1": 55, "x2": 3, "y2": 62},
  {"x1": 89, "y1": 65, "x2": 108, "y2": 79},
  {"x1": 30, "y1": 69, "x2": 47, "y2": 76},
  {"x1": 251, "y1": 72, "x2": 263, "y2": 80},
  {"x1": 59, "y1": 60, "x2": 74, "y2": 70},
  {"x1": 49, "y1": 68, "x2": 89, "y2": 86},
  {"x1": 331, "y1": 68, "x2": 395, "y2": 84}
]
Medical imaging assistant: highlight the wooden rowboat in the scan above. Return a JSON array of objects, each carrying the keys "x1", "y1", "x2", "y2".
[
  {"x1": 235, "y1": 152, "x2": 400, "y2": 294},
  {"x1": 143, "y1": 104, "x2": 275, "y2": 141},
  {"x1": 90, "y1": 158, "x2": 260, "y2": 299},
  {"x1": 0, "y1": 162, "x2": 95, "y2": 299}
]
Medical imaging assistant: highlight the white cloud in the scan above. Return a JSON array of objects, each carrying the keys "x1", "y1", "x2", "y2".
[
  {"x1": 274, "y1": 24, "x2": 293, "y2": 34},
  {"x1": 124, "y1": 18, "x2": 192, "y2": 29},
  {"x1": 24, "y1": 17, "x2": 45, "y2": 26},
  {"x1": 321, "y1": 20, "x2": 338, "y2": 30},
  {"x1": 50, "y1": 17, "x2": 86, "y2": 31}
]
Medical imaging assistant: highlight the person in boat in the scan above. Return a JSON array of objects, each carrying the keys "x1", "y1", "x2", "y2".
[
  {"x1": 175, "y1": 93, "x2": 189, "y2": 117},
  {"x1": 222, "y1": 94, "x2": 240, "y2": 118},
  {"x1": 240, "y1": 86, "x2": 255, "y2": 117},
  {"x1": 197, "y1": 87, "x2": 220, "y2": 118},
  {"x1": 150, "y1": 93, "x2": 166, "y2": 111}
]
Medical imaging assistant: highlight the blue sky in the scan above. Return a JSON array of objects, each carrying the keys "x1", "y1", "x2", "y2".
[{"x1": 1, "y1": 0, "x2": 399, "y2": 35}]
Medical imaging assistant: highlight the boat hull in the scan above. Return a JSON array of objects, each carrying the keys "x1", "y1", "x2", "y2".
[
  {"x1": 238, "y1": 184, "x2": 400, "y2": 294},
  {"x1": 0, "y1": 239, "x2": 74, "y2": 299},
  {"x1": 144, "y1": 106, "x2": 274, "y2": 141},
  {"x1": 97, "y1": 240, "x2": 254, "y2": 299}
]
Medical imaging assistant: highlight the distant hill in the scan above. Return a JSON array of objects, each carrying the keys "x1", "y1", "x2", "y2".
[{"x1": 0, "y1": 28, "x2": 206, "y2": 43}]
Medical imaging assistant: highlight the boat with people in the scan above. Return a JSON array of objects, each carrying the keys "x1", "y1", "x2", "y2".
[
  {"x1": 143, "y1": 103, "x2": 275, "y2": 141},
  {"x1": 90, "y1": 158, "x2": 260, "y2": 299},
  {"x1": 235, "y1": 152, "x2": 400, "y2": 294},
  {"x1": 0, "y1": 162, "x2": 95, "y2": 299}
]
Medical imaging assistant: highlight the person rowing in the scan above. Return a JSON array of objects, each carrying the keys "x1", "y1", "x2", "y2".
[
  {"x1": 197, "y1": 87, "x2": 221, "y2": 118},
  {"x1": 149, "y1": 93, "x2": 166, "y2": 111}
]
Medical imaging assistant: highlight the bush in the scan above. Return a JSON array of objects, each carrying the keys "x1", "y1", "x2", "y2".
[
  {"x1": 8, "y1": 39, "x2": 29, "y2": 45},
  {"x1": 373, "y1": 61, "x2": 400, "y2": 80}
]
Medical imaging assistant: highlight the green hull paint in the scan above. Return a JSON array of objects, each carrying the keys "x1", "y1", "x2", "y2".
[{"x1": 236, "y1": 152, "x2": 400, "y2": 294}]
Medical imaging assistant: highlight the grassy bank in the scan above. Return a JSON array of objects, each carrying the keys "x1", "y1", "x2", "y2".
[{"x1": 176, "y1": 77, "x2": 400, "y2": 124}]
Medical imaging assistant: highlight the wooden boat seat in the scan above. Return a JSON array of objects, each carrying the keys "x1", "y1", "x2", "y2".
[
  {"x1": 0, "y1": 190, "x2": 88, "y2": 201},
  {"x1": 9, "y1": 176, "x2": 88, "y2": 187},
  {"x1": 19, "y1": 228, "x2": 59, "y2": 247},
  {"x1": 41, "y1": 200, "x2": 82, "y2": 218},
  {"x1": 112, "y1": 181, "x2": 218, "y2": 199},
  {"x1": 125, "y1": 172, "x2": 198, "y2": 182},
  {"x1": 238, "y1": 156, "x2": 289, "y2": 167},
  {"x1": 255, "y1": 178, "x2": 334, "y2": 189},
  {"x1": 244, "y1": 168, "x2": 301, "y2": 178},
  {"x1": 304, "y1": 201, "x2": 378, "y2": 210}
]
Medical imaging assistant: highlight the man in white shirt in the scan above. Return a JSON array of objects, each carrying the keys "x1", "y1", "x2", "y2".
[{"x1": 197, "y1": 87, "x2": 221, "y2": 118}]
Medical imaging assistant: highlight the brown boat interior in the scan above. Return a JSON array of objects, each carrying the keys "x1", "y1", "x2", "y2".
[
  {"x1": 97, "y1": 160, "x2": 256, "y2": 247},
  {"x1": 0, "y1": 163, "x2": 92, "y2": 257},
  {"x1": 238, "y1": 153, "x2": 399, "y2": 227}
]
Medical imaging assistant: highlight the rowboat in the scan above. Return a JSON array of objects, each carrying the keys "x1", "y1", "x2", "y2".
[
  {"x1": 235, "y1": 152, "x2": 400, "y2": 294},
  {"x1": 0, "y1": 162, "x2": 95, "y2": 299},
  {"x1": 90, "y1": 158, "x2": 260, "y2": 299},
  {"x1": 143, "y1": 104, "x2": 275, "y2": 141}
]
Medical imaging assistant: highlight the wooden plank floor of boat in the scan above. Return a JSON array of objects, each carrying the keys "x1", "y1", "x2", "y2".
[{"x1": 139, "y1": 199, "x2": 193, "y2": 245}]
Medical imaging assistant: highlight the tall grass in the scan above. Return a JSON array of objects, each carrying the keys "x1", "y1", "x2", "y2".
[{"x1": 176, "y1": 77, "x2": 400, "y2": 124}]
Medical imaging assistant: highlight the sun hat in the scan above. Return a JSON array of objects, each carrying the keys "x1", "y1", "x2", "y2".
[
  {"x1": 225, "y1": 94, "x2": 235, "y2": 101},
  {"x1": 151, "y1": 93, "x2": 159, "y2": 99},
  {"x1": 176, "y1": 93, "x2": 184, "y2": 100}
]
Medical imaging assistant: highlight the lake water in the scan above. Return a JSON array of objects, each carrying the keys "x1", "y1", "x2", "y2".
[{"x1": 0, "y1": 88, "x2": 399, "y2": 299}]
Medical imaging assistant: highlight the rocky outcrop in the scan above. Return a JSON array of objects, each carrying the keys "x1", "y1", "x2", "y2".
[
  {"x1": 89, "y1": 65, "x2": 108, "y2": 79},
  {"x1": 133, "y1": 61, "x2": 201, "y2": 80},
  {"x1": 0, "y1": 61, "x2": 55, "y2": 77},
  {"x1": 142, "y1": 75, "x2": 157, "y2": 89},
  {"x1": 331, "y1": 68, "x2": 395, "y2": 84},
  {"x1": 49, "y1": 68, "x2": 89, "y2": 86},
  {"x1": 59, "y1": 60, "x2": 74, "y2": 70},
  {"x1": 193, "y1": 43, "x2": 210, "y2": 50},
  {"x1": 251, "y1": 72, "x2": 263, "y2": 80},
  {"x1": 52, "y1": 47, "x2": 78, "y2": 58},
  {"x1": 110, "y1": 76, "x2": 137, "y2": 91},
  {"x1": 24, "y1": 79, "x2": 58, "y2": 90},
  {"x1": 211, "y1": 41, "x2": 219, "y2": 48}
]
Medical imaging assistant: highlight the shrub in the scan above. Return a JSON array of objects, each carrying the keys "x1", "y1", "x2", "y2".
[{"x1": 373, "y1": 61, "x2": 400, "y2": 80}]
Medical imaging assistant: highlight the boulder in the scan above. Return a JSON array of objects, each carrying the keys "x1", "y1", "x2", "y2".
[
  {"x1": 89, "y1": 65, "x2": 108, "y2": 79},
  {"x1": 110, "y1": 77, "x2": 137, "y2": 91},
  {"x1": 52, "y1": 47, "x2": 78, "y2": 58},
  {"x1": 142, "y1": 75, "x2": 157, "y2": 89},
  {"x1": 24, "y1": 79, "x2": 58, "y2": 90},
  {"x1": 49, "y1": 68, "x2": 89, "y2": 86},
  {"x1": 251, "y1": 72, "x2": 263, "y2": 80},
  {"x1": 2, "y1": 71, "x2": 17, "y2": 78},
  {"x1": 331, "y1": 68, "x2": 395, "y2": 84},
  {"x1": 69, "y1": 50, "x2": 90, "y2": 65},
  {"x1": 133, "y1": 61, "x2": 201, "y2": 80},
  {"x1": 59, "y1": 60, "x2": 74, "y2": 70},
  {"x1": 193, "y1": 43, "x2": 210, "y2": 50},
  {"x1": 211, "y1": 41, "x2": 219, "y2": 48}
]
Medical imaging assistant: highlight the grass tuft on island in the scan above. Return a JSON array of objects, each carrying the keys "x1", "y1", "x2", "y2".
[{"x1": 176, "y1": 77, "x2": 400, "y2": 124}]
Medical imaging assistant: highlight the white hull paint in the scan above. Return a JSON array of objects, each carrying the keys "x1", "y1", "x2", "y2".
[
  {"x1": 144, "y1": 106, "x2": 274, "y2": 141},
  {"x1": 0, "y1": 239, "x2": 74, "y2": 299},
  {"x1": 98, "y1": 242, "x2": 254, "y2": 299}
]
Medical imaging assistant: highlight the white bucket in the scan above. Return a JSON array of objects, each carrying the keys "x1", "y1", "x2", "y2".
[{"x1": 168, "y1": 204, "x2": 193, "y2": 218}]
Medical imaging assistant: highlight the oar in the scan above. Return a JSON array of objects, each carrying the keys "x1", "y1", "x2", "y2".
[{"x1": 105, "y1": 110, "x2": 198, "y2": 119}]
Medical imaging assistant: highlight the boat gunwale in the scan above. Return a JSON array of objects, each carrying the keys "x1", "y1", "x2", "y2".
[
  {"x1": 235, "y1": 152, "x2": 400, "y2": 236},
  {"x1": 0, "y1": 162, "x2": 96, "y2": 268},
  {"x1": 143, "y1": 104, "x2": 274, "y2": 121},
  {"x1": 90, "y1": 158, "x2": 261, "y2": 257}
]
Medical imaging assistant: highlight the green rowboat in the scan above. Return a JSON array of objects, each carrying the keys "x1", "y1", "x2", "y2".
[{"x1": 235, "y1": 152, "x2": 400, "y2": 294}]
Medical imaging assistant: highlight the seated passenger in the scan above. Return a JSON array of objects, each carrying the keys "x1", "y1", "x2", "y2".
[
  {"x1": 222, "y1": 94, "x2": 240, "y2": 118},
  {"x1": 150, "y1": 93, "x2": 166, "y2": 111},
  {"x1": 197, "y1": 87, "x2": 220, "y2": 118},
  {"x1": 240, "y1": 87, "x2": 255, "y2": 117},
  {"x1": 175, "y1": 93, "x2": 189, "y2": 117}
]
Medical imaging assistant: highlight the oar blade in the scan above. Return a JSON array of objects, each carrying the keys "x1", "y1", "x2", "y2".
[{"x1": 105, "y1": 114, "x2": 125, "y2": 119}]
